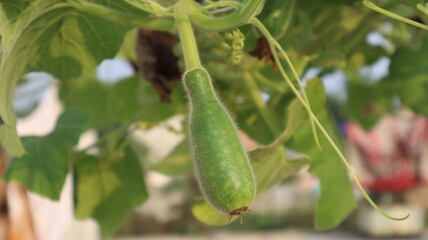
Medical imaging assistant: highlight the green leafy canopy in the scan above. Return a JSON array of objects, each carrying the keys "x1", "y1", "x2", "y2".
[
  {"x1": 1, "y1": 0, "x2": 427, "y2": 237},
  {"x1": 3, "y1": 109, "x2": 89, "y2": 200},
  {"x1": 0, "y1": 0, "x2": 133, "y2": 156},
  {"x1": 74, "y1": 146, "x2": 148, "y2": 237}
]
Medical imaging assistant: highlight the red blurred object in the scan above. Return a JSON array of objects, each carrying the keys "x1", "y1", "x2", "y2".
[
  {"x1": 345, "y1": 110, "x2": 428, "y2": 193},
  {"x1": 367, "y1": 175, "x2": 418, "y2": 192}
]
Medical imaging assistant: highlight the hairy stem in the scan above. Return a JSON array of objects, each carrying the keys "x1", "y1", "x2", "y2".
[{"x1": 175, "y1": 0, "x2": 202, "y2": 70}]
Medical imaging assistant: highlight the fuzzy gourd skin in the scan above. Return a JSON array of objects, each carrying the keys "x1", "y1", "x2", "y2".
[{"x1": 184, "y1": 68, "x2": 256, "y2": 215}]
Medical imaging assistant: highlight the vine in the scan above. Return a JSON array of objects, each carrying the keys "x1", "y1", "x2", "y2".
[
  {"x1": 363, "y1": 0, "x2": 428, "y2": 31},
  {"x1": 170, "y1": 0, "x2": 410, "y2": 221},
  {"x1": 249, "y1": 17, "x2": 409, "y2": 221},
  {"x1": 2, "y1": 0, "x2": 422, "y2": 235}
]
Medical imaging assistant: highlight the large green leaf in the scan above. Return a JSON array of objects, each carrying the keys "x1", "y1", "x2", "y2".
[
  {"x1": 237, "y1": 103, "x2": 276, "y2": 145},
  {"x1": 60, "y1": 75, "x2": 187, "y2": 128},
  {"x1": 392, "y1": 75, "x2": 428, "y2": 116},
  {"x1": 74, "y1": 146, "x2": 148, "y2": 237},
  {"x1": 0, "y1": 0, "x2": 131, "y2": 156},
  {"x1": 346, "y1": 80, "x2": 392, "y2": 129},
  {"x1": 283, "y1": 0, "x2": 372, "y2": 69},
  {"x1": 61, "y1": 75, "x2": 143, "y2": 128},
  {"x1": 191, "y1": 199, "x2": 229, "y2": 226},
  {"x1": 153, "y1": 137, "x2": 193, "y2": 176},
  {"x1": 60, "y1": 76, "x2": 112, "y2": 128},
  {"x1": 3, "y1": 109, "x2": 89, "y2": 200},
  {"x1": 388, "y1": 40, "x2": 428, "y2": 116},
  {"x1": 0, "y1": 0, "x2": 31, "y2": 23},
  {"x1": 287, "y1": 78, "x2": 357, "y2": 229},
  {"x1": 258, "y1": 0, "x2": 296, "y2": 39},
  {"x1": 389, "y1": 40, "x2": 428, "y2": 79},
  {"x1": 191, "y1": 95, "x2": 310, "y2": 225}
]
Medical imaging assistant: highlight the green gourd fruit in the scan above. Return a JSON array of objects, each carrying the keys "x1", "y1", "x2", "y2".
[{"x1": 183, "y1": 67, "x2": 256, "y2": 221}]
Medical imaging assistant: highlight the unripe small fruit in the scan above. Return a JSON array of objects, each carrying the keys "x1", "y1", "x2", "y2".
[{"x1": 183, "y1": 68, "x2": 256, "y2": 221}]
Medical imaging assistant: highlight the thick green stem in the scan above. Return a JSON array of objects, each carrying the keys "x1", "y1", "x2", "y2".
[
  {"x1": 68, "y1": 0, "x2": 174, "y2": 30},
  {"x1": 175, "y1": 0, "x2": 202, "y2": 70},
  {"x1": 187, "y1": 0, "x2": 265, "y2": 30}
]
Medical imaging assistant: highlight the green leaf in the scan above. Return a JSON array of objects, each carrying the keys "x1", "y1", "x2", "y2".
[
  {"x1": 153, "y1": 137, "x2": 193, "y2": 176},
  {"x1": 0, "y1": 0, "x2": 130, "y2": 156},
  {"x1": 74, "y1": 146, "x2": 148, "y2": 237},
  {"x1": 192, "y1": 146, "x2": 309, "y2": 225},
  {"x1": 192, "y1": 97, "x2": 310, "y2": 225},
  {"x1": 237, "y1": 105, "x2": 275, "y2": 145},
  {"x1": 287, "y1": 78, "x2": 357, "y2": 229},
  {"x1": 346, "y1": 80, "x2": 391, "y2": 129},
  {"x1": 137, "y1": 80, "x2": 187, "y2": 123},
  {"x1": 258, "y1": 0, "x2": 296, "y2": 39},
  {"x1": 393, "y1": 75, "x2": 428, "y2": 116},
  {"x1": 60, "y1": 76, "x2": 112, "y2": 128},
  {"x1": 387, "y1": 41, "x2": 428, "y2": 116},
  {"x1": 191, "y1": 199, "x2": 230, "y2": 226},
  {"x1": 389, "y1": 40, "x2": 428, "y2": 79},
  {"x1": 60, "y1": 75, "x2": 186, "y2": 127},
  {"x1": 0, "y1": 0, "x2": 31, "y2": 22},
  {"x1": 3, "y1": 109, "x2": 89, "y2": 200},
  {"x1": 320, "y1": 0, "x2": 359, "y2": 5},
  {"x1": 251, "y1": 146, "x2": 309, "y2": 195},
  {"x1": 108, "y1": 76, "x2": 146, "y2": 122},
  {"x1": 107, "y1": 75, "x2": 187, "y2": 124}
]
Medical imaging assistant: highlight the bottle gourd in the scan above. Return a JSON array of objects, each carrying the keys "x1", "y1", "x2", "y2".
[{"x1": 183, "y1": 68, "x2": 256, "y2": 220}]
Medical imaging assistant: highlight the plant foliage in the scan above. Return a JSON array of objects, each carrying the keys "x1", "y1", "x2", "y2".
[{"x1": 0, "y1": 0, "x2": 427, "y2": 237}]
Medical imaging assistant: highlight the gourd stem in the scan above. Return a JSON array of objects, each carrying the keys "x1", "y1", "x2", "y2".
[
  {"x1": 187, "y1": 0, "x2": 265, "y2": 30},
  {"x1": 175, "y1": 0, "x2": 202, "y2": 70},
  {"x1": 68, "y1": 0, "x2": 174, "y2": 30}
]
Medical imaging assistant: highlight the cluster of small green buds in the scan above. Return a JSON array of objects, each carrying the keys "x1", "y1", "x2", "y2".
[{"x1": 221, "y1": 29, "x2": 245, "y2": 65}]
